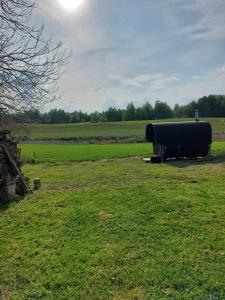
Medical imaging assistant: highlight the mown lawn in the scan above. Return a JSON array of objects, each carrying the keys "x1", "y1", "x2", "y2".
[
  {"x1": 0, "y1": 143, "x2": 225, "y2": 299},
  {"x1": 20, "y1": 141, "x2": 225, "y2": 163},
  {"x1": 15, "y1": 118, "x2": 225, "y2": 140},
  {"x1": 20, "y1": 143, "x2": 152, "y2": 163}
]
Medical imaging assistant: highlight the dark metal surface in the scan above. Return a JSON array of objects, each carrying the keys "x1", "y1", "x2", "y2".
[{"x1": 146, "y1": 121, "x2": 212, "y2": 159}]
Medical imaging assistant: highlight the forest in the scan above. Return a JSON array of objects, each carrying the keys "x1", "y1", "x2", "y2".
[{"x1": 7, "y1": 95, "x2": 225, "y2": 124}]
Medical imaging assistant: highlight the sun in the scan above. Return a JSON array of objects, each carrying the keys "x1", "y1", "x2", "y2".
[{"x1": 57, "y1": 0, "x2": 85, "y2": 12}]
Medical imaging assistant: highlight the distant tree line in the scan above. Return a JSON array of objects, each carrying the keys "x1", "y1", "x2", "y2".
[{"x1": 7, "y1": 95, "x2": 225, "y2": 124}]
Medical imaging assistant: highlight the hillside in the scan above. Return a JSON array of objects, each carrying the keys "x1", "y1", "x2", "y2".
[{"x1": 14, "y1": 118, "x2": 225, "y2": 143}]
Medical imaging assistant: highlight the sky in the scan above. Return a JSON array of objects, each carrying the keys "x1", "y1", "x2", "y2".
[{"x1": 37, "y1": 0, "x2": 225, "y2": 112}]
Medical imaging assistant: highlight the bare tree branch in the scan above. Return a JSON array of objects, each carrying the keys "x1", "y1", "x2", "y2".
[{"x1": 0, "y1": 0, "x2": 70, "y2": 113}]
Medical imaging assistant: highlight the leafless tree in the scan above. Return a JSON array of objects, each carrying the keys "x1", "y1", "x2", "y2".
[{"x1": 0, "y1": 0, "x2": 69, "y2": 113}]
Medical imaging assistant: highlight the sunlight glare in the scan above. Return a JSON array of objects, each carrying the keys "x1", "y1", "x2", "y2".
[{"x1": 57, "y1": 0, "x2": 85, "y2": 12}]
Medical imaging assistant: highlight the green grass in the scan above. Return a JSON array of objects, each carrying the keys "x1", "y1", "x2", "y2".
[
  {"x1": 15, "y1": 118, "x2": 225, "y2": 140},
  {"x1": 1, "y1": 144, "x2": 225, "y2": 299},
  {"x1": 20, "y1": 143, "x2": 152, "y2": 163},
  {"x1": 20, "y1": 141, "x2": 225, "y2": 163}
]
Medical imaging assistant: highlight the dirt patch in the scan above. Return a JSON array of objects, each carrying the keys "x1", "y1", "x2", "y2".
[
  {"x1": 99, "y1": 211, "x2": 113, "y2": 221},
  {"x1": 0, "y1": 289, "x2": 11, "y2": 300},
  {"x1": 213, "y1": 131, "x2": 225, "y2": 141},
  {"x1": 46, "y1": 182, "x2": 93, "y2": 192},
  {"x1": 19, "y1": 135, "x2": 145, "y2": 144}
]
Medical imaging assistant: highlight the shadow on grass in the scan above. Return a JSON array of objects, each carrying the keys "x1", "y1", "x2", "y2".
[
  {"x1": 165, "y1": 154, "x2": 225, "y2": 168},
  {"x1": 0, "y1": 202, "x2": 11, "y2": 213},
  {"x1": 0, "y1": 195, "x2": 24, "y2": 213}
]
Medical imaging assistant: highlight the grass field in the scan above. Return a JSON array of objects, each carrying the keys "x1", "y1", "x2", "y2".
[
  {"x1": 15, "y1": 118, "x2": 225, "y2": 141},
  {"x1": 20, "y1": 141, "x2": 225, "y2": 163},
  {"x1": 0, "y1": 142, "x2": 225, "y2": 299},
  {"x1": 20, "y1": 143, "x2": 152, "y2": 163}
]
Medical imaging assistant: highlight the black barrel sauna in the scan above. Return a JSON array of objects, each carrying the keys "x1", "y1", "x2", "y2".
[{"x1": 146, "y1": 121, "x2": 212, "y2": 161}]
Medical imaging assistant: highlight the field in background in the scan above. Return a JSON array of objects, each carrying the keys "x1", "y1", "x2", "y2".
[
  {"x1": 15, "y1": 118, "x2": 225, "y2": 142},
  {"x1": 1, "y1": 144, "x2": 225, "y2": 299},
  {"x1": 20, "y1": 141, "x2": 225, "y2": 163}
]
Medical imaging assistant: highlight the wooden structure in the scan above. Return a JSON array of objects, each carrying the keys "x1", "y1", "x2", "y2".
[
  {"x1": 146, "y1": 121, "x2": 212, "y2": 161},
  {"x1": 0, "y1": 130, "x2": 30, "y2": 202}
]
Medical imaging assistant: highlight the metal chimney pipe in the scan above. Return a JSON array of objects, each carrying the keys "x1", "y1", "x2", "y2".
[{"x1": 194, "y1": 110, "x2": 199, "y2": 121}]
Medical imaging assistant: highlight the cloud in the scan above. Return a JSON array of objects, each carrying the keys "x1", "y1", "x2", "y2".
[
  {"x1": 35, "y1": 0, "x2": 225, "y2": 111},
  {"x1": 217, "y1": 64, "x2": 225, "y2": 78},
  {"x1": 164, "y1": 0, "x2": 225, "y2": 41},
  {"x1": 112, "y1": 74, "x2": 179, "y2": 90}
]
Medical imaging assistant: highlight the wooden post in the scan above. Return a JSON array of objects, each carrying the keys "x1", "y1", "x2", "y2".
[{"x1": 34, "y1": 178, "x2": 41, "y2": 190}]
